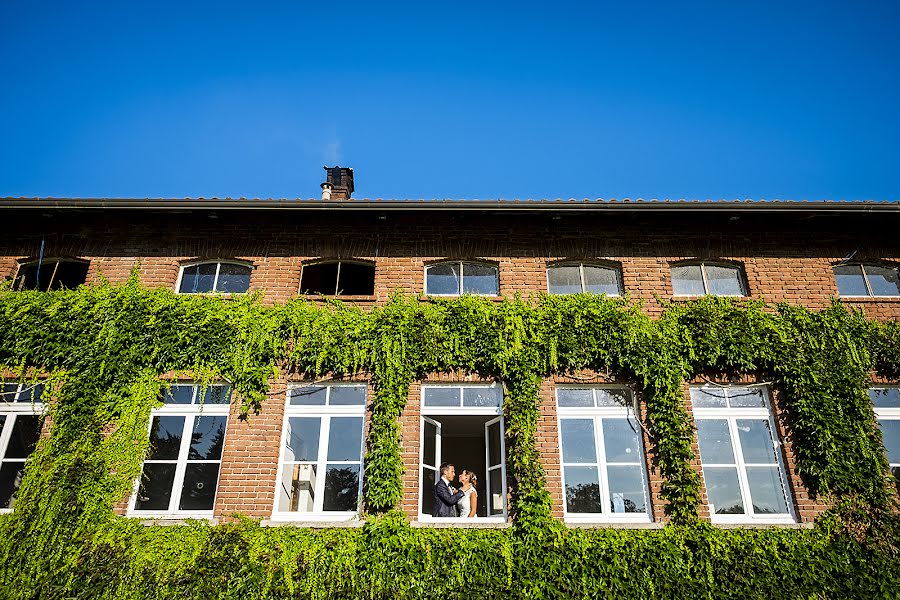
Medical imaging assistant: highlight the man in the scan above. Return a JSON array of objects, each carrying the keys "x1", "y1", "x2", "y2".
[{"x1": 432, "y1": 462, "x2": 464, "y2": 517}]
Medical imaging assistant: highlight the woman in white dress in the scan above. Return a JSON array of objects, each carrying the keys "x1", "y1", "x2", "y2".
[{"x1": 457, "y1": 470, "x2": 478, "y2": 518}]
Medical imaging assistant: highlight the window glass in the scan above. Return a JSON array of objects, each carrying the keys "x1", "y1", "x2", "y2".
[
  {"x1": 671, "y1": 265, "x2": 705, "y2": 296},
  {"x1": 864, "y1": 265, "x2": 900, "y2": 297},
  {"x1": 337, "y1": 262, "x2": 376, "y2": 296},
  {"x1": 14, "y1": 260, "x2": 89, "y2": 291},
  {"x1": 705, "y1": 265, "x2": 744, "y2": 296},
  {"x1": 461, "y1": 263, "x2": 498, "y2": 295},
  {"x1": 180, "y1": 263, "x2": 217, "y2": 293},
  {"x1": 462, "y1": 386, "x2": 502, "y2": 407},
  {"x1": 833, "y1": 264, "x2": 868, "y2": 296},
  {"x1": 870, "y1": 388, "x2": 900, "y2": 408},
  {"x1": 277, "y1": 384, "x2": 366, "y2": 515},
  {"x1": 583, "y1": 265, "x2": 622, "y2": 295},
  {"x1": 426, "y1": 263, "x2": 460, "y2": 295},
  {"x1": 879, "y1": 420, "x2": 900, "y2": 465},
  {"x1": 691, "y1": 386, "x2": 793, "y2": 521},
  {"x1": 556, "y1": 387, "x2": 650, "y2": 519},
  {"x1": 0, "y1": 391, "x2": 45, "y2": 511},
  {"x1": 217, "y1": 263, "x2": 252, "y2": 293},
  {"x1": 423, "y1": 387, "x2": 460, "y2": 407},
  {"x1": 547, "y1": 265, "x2": 582, "y2": 295},
  {"x1": 132, "y1": 383, "x2": 229, "y2": 515}
]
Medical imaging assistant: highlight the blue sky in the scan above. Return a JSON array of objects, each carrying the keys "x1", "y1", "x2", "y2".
[{"x1": 1, "y1": 1, "x2": 898, "y2": 200}]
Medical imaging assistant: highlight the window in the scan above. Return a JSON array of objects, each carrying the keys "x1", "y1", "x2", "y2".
[
  {"x1": 129, "y1": 384, "x2": 231, "y2": 516},
  {"x1": 274, "y1": 384, "x2": 366, "y2": 520},
  {"x1": 1, "y1": 382, "x2": 45, "y2": 511},
  {"x1": 671, "y1": 263, "x2": 747, "y2": 296},
  {"x1": 691, "y1": 385, "x2": 794, "y2": 522},
  {"x1": 176, "y1": 261, "x2": 252, "y2": 294},
  {"x1": 556, "y1": 387, "x2": 651, "y2": 521},
  {"x1": 547, "y1": 263, "x2": 623, "y2": 296},
  {"x1": 299, "y1": 261, "x2": 375, "y2": 296},
  {"x1": 13, "y1": 259, "x2": 88, "y2": 291},
  {"x1": 420, "y1": 383, "x2": 507, "y2": 520},
  {"x1": 425, "y1": 261, "x2": 499, "y2": 296},
  {"x1": 834, "y1": 264, "x2": 900, "y2": 297},
  {"x1": 870, "y1": 387, "x2": 900, "y2": 492}
]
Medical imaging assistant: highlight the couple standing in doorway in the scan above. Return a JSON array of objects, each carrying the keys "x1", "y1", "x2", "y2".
[{"x1": 432, "y1": 463, "x2": 478, "y2": 518}]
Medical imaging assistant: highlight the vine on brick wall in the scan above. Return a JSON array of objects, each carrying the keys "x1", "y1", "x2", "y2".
[{"x1": 0, "y1": 275, "x2": 897, "y2": 598}]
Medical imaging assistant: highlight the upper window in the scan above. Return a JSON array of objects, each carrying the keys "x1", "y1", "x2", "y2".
[
  {"x1": 13, "y1": 259, "x2": 88, "y2": 291},
  {"x1": 672, "y1": 263, "x2": 747, "y2": 296},
  {"x1": 870, "y1": 387, "x2": 900, "y2": 493},
  {"x1": 299, "y1": 261, "x2": 375, "y2": 296},
  {"x1": 1, "y1": 382, "x2": 46, "y2": 511},
  {"x1": 177, "y1": 261, "x2": 252, "y2": 294},
  {"x1": 274, "y1": 384, "x2": 366, "y2": 520},
  {"x1": 834, "y1": 264, "x2": 900, "y2": 297},
  {"x1": 690, "y1": 385, "x2": 794, "y2": 522},
  {"x1": 129, "y1": 383, "x2": 231, "y2": 517},
  {"x1": 547, "y1": 263, "x2": 623, "y2": 296},
  {"x1": 425, "y1": 261, "x2": 499, "y2": 296},
  {"x1": 556, "y1": 387, "x2": 651, "y2": 521}
]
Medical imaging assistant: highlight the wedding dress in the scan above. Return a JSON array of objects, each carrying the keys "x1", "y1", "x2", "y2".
[{"x1": 457, "y1": 487, "x2": 476, "y2": 518}]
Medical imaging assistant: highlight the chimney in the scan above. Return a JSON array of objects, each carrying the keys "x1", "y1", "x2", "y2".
[{"x1": 321, "y1": 166, "x2": 354, "y2": 201}]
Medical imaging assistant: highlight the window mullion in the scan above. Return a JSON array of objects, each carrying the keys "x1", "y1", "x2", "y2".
[
  {"x1": 212, "y1": 263, "x2": 221, "y2": 292},
  {"x1": 595, "y1": 416, "x2": 609, "y2": 515},
  {"x1": 457, "y1": 262, "x2": 463, "y2": 295},
  {"x1": 728, "y1": 416, "x2": 755, "y2": 517},
  {"x1": 335, "y1": 262, "x2": 342, "y2": 296},
  {"x1": 314, "y1": 416, "x2": 331, "y2": 512},
  {"x1": 700, "y1": 263, "x2": 710, "y2": 294},
  {"x1": 0, "y1": 414, "x2": 15, "y2": 461},
  {"x1": 860, "y1": 265, "x2": 873, "y2": 296},
  {"x1": 169, "y1": 414, "x2": 195, "y2": 514},
  {"x1": 579, "y1": 264, "x2": 587, "y2": 293}
]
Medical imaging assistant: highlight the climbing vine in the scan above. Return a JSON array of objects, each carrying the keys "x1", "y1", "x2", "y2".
[{"x1": 0, "y1": 275, "x2": 897, "y2": 598}]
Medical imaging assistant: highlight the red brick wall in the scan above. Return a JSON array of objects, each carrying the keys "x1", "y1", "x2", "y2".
[{"x1": 3, "y1": 208, "x2": 898, "y2": 524}]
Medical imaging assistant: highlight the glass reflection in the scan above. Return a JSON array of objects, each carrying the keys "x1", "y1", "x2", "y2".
[
  {"x1": 289, "y1": 386, "x2": 328, "y2": 405},
  {"x1": 833, "y1": 265, "x2": 867, "y2": 296},
  {"x1": 560, "y1": 419, "x2": 596, "y2": 463},
  {"x1": 583, "y1": 266, "x2": 621, "y2": 295},
  {"x1": 704, "y1": 467, "x2": 745, "y2": 514},
  {"x1": 705, "y1": 265, "x2": 744, "y2": 296},
  {"x1": 147, "y1": 416, "x2": 184, "y2": 461},
  {"x1": 691, "y1": 387, "x2": 726, "y2": 408},
  {"x1": 280, "y1": 463, "x2": 316, "y2": 512},
  {"x1": 284, "y1": 417, "x2": 321, "y2": 462},
  {"x1": 865, "y1": 265, "x2": 900, "y2": 296},
  {"x1": 672, "y1": 265, "x2": 705, "y2": 296},
  {"x1": 746, "y1": 467, "x2": 789, "y2": 514},
  {"x1": 423, "y1": 387, "x2": 459, "y2": 407},
  {"x1": 188, "y1": 416, "x2": 227, "y2": 461},
  {"x1": 179, "y1": 464, "x2": 219, "y2": 511},
  {"x1": 326, "y1": 417, "x2": 363, "y2": 461},
  {"x1": 462, "y1": 263, "x2": 498, "y2": 295},
  {"x1": 564, "y1": 465, "x2": 601, "y2": 513},
  {"x1": 329, "y1": 386, "x2": 366, "y2": 405},
  {"x1": 548, "y1": 265, "x2": 582, "y2": 295},
  {"x1": 696, "y1": 420, "x2": 735, "y2": 464},
  {"x1": 607, "y1": 465, "x2": 646, "y2": 513},
  {"x1": 135, "y1": 463, "x2": 177, "y2": 511},
  {"x1": 163, "y1": 385, "x2": 194, "y2": 404},
  {"x1": 878, "y1": 420, "x2": 900, "y2": 464},
  {"x1": 0, "y1": 462, "x2": 25, "y2": 509},
  {"x1": 4, "y1": 416, "x2": 42, "y2": 459},
  {"x1": 463, "y1": 386, "x2": 502, "y2": 407},
  {"x1": 216, "y1": 263, "x2": 251, "y2": 293},
  {"x1": 180, "y1": 263, "x2": 217, "y2": 294},
  {"x1": 870, "y1": 388, "x2": 900, "y2": 408},
  {"x1": 427, "y1": 263, "x2": 460, "y2": 295},
  {"x1": 323, "y1": 464, "x2": 360, "y2": 511},
  {"x1": 602, "y1": 418, "x2": 642, "y2": 463},
  {"x1": 557, "y1": 388, "x2": 594, "y2": 407},
  {"x1": 736, "y1": 419, "x2": 777, "y2": 464}
]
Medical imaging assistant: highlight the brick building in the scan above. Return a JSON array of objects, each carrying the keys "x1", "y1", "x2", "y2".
[{"x1": 1, "y1": 166, "x2": 899, "y2": 527}]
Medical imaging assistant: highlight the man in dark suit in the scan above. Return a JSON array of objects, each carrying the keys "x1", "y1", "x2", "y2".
[{"x1": 432, "y1": 462, "x2": 464, "y2": 517}]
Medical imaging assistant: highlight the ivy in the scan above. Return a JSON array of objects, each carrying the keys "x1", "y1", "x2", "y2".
[{"x1": 0, "y1": 276, "x2": 897, "y2": 598}]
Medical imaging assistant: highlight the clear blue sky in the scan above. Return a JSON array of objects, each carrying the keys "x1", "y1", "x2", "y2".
[{"x1": 1, "y1": 1, "x2": 898, "y2": 200}]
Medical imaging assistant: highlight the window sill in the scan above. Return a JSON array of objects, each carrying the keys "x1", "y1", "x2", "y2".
[
  {"x1": 261, "y1": 519, "x2": 365, "y2": 528},
  {"x1": 564, "y1": 520, "x2": 662, "y2": 529},
  {"x1": 133, "y1": 516, "x2": 218, "y2": 526},
  {"x1": 671, "y1": 295, "x2": 748, "y2": 301},
  {"x1": 424, "y1": 295, "x2": 503, "y2": 302},
  {"x1": 174, "y1": 292, "x2": 248, "y2": 298},
  {"x1": 837, "y1": 296, "x2": 900, "y2": 302},
  {"x1": 412, "y1": 519, "x2": 510, "y2": 528},
  {"x1": 711, "y1": 521, "x2": 810, "y2": 529},
  {"x1": 299, "y1": 294, "x2": 377, "y2": 302}
]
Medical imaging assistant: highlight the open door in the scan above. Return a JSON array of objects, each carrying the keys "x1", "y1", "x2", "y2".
[
  {"x1": 484, "y1": 416, "x2": 506, "y2": 516},
  {"x1": 420, "y1": 416, "x2": 441, "y2": 515}
]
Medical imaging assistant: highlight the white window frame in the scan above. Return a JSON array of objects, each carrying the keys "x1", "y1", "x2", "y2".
[
  {"x1": 271, "y1": 383, "x2": 367, "y2": 522},
  {"x1": 555, "y1": 386, "x2": 652, "y2": 523},
  {"x1": 298, "y1": 259, "x2": 376, "y2": 296},
  {"x1": 127, "y1": 383, "x2": 231, "y2": 518},
  {"x1": 871, "y1": 386, "x2": 900, "y2": 478},
  {"x1": 424, "y1": 261, "x2": 500, "y2": 297},
  {"x1": 672, "y1": 262, "x2": 747, "y2": 297},
  {"x1": 546, "y1": 262, "x2": 623, "y2": 296},
  {"x1": 0, "y1": 382, "x2": 46, "y2": 514},
  {"x1": 175, "y1": 260, "x2": 253, "y2": 294},
  {"x1": 691, "y1": 385, "x2": 796, "y2": 524},
  {"x1": 419, "y1": 383, "x2": 507, "y2": 523},
  {"x1": 834, "y1": 264, "x2": 900, "y2": 298}
]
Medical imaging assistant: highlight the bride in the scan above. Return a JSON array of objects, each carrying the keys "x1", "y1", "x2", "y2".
[{"x1": 456, "y1": 470, "x2": 478, "y2": 518}]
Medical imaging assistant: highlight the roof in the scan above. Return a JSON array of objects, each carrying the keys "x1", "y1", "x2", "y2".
[{"x1": 1, "y1": 197, "x2": 898, "y2": 213}]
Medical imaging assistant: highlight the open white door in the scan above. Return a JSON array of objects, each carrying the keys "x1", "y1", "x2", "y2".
[
  {"x1": 484, "y1": 416, "x2": 506, "y2": 517},
  {"x1": 420, "y1": 416, "x2": 442, "y2": 516}
]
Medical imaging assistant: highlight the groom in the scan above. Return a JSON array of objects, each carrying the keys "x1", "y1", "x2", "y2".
[{"x1": 432, "y1": 462, "x2": 464, "y2": 517}]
